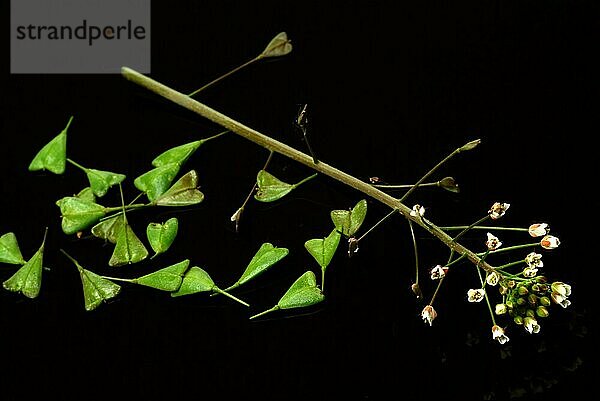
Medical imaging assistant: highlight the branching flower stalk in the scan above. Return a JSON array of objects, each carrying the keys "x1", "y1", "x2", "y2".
[{"x1": 121, "y1": 67, "x2": 496, "y2": 275}]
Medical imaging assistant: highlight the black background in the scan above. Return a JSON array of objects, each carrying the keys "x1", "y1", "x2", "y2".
[{"x1": 0, "y1": 1, "x2": 596, "y2": 400}]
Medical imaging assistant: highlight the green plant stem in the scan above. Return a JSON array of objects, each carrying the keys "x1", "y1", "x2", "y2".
[
  {"x1": 497, "y1": 259, "x2": 526, "y2": 270},
  {"x1": 233, "y1": 150, "x2": 274, "y2": 232},
  {"x1": 188, "y1": 57, "x2": 259, "y2": 97},
  {"x1": 474, "y1": 254, "x2": 496, "y2": 326},
  {"x1": 213, "y1": 287, "x2": 250, "y2": 307},
  {"x1": 249, "y1": 305, "x2": 279, "y2": 320},
  {"x1": 399, "y1": 152, "x2": 461, "y2": 203},
  {"x1": 356, "y1": 208, "x2": 398, "y2": 243},
  {"x1": 103, "y1": 203, "x2": 149, "y2": 215},
  {"x1": 120, "y1": 67, "x2": 496, "y2": 273},
  {"x1": 446, "y1": 215, "x2": 491, "y2": 264},
  {"x1": 201, "y1": 130, "x2": 230, "y2": 143},
  {"x1": 440, "y1": 226, "x2": 528, "y2": 232},
  {"x1": 99, "y1": 275, "x2": 134, "y2": 283},
  {"x1": 66, "y1": 158, "x2": 88, "y2": 173},
  {"x1": 476, "y1": 242, "x2": 539, "y2": 256},
  {"x1": 408, "y1": 220, "x2": 419, "y2": 285},
  {"x1": 294, "y1": 173, "x2": 319, "y2": 188},
  {"x1": 373, "y1": 181, "x2": 440, "y2": 190},
  {"x1": 59, "y1": 248, "x2": 83, "y2": 272}
]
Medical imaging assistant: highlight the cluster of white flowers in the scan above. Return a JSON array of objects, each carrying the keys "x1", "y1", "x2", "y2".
[{"x1": 417, "y1": 201, "x2": 569, "y2": 345}]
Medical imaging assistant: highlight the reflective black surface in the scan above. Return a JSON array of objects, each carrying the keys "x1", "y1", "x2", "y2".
[{"x1": 1, "y1": 1, "x2": 595, "y2": 400}]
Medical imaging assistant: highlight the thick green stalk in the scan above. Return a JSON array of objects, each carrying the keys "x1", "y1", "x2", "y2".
[{"x1": 121, "y1": 67, "x2": 494, "y2": 273}]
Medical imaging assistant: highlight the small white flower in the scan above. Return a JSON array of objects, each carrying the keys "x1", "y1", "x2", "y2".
[
  {"x1": 540, "y1": 235, "x2": 560, "y2": 249},
  {"x1": 492, "y1": 325, "x2": 510, "y2": 344},
  {"x1": 528, "y1": 223, "x2": 549, "y2": 237},
  {"x1": 551, "y1": 282, "x2": 572, "y2": 297},
  {"x1": 467, "y1": 288, "x2": 486, "y2": 302},
  {"x1": 489, "y1": 202, "x2": 510, "y2": 220},
  {"x1": 410, "y1": 204, "x2": 425, "y2": 218},
  {"x1": 486, "y1": 271, "x2": 501, "y2": 286},
  {"x1": 430, "y1": 265, "x2": 448, "y2": 280},
  {"x1": 525, "y1": 252, "x2": 543, "y2": 268},
  {"x1": 495, "y1": 303, "x2": 507, "y2": 315},
  {"x1": 551, "y1": 292, "x2": 572, "y2": 308},
  {"x1": 524, "y1": 317, "x2": 541, "y2": 334},
  {"x1": 421, "y1": 305, "x2": 437, "y2": 326},
  {"x1": 485, "y1": 232, "x2": 502, "y2": 251},
  {"x1": 523, "y1": 266, "x2": 538, "y2": 278}
]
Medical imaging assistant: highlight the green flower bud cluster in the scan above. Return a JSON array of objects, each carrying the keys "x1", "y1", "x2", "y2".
[{"x1": 496, "y1": 276, "x2": 552, "y2": 326}]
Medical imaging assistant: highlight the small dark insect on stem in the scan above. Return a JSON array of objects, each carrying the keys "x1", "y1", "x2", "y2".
[{"x1": 295, "y1": 104, "x2": 319, "y2": 164}]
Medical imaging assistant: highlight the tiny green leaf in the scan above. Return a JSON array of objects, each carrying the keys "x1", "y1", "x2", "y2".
[
  {"x1": 0, "y1": 232, "x2": 25, "y2": 265},
  {"x1": 132, "y1": 259, "x2": 189, "y2": 291},
  {"x1": 3, "y1": 231, "x2": 47, "y2": 298},
  {"x1": 225, "y1": 243, "x2": 289, "y2": 291},
  {"x1": 330, "y1": 199, "x2": 368, "y2": 237},
  {"x1": 91, "y1": 214, "x2": 125, "y2": 244},
  {"x1": 56, "y1": 197, "x2": 106, "y2": 235},
  {"x1": 108, "y1": 220, "x2": 149, "y2": 267},
  {"x1": 260, "y1": 32, "x2": 293, "y2": 58},
  {"x1": 249, "y1": 271, "x2": 324, "y2": 320},
  {"x1": 60, "y1": 249, "x2": 121, "y2": 311},
  {"x1": 146, "y1": 217, "x2": 179, "y2": 257},
  {"x1": 152, "y1": 140, "x2": 203, "y2": 167},
  {"x1": 154, "y1": 170, "x2": 205, "y2": 207},
  {"x1": 170, "y1": 266, "x2": 215, "y2": 297},
  {"x1": 254, "y1": 170, "x2": 318, "y2": 203},
  {"x1": 438, "y1": 176, "x2": 460, "y2": 193},
  {"x1": 28, "y1": 116, "x2": 71, "y2": 174},
  {"x1": 85, "y1": 168, "x2": 126, "y2": 197},
  {"x1": 254, "y1": 170, "x2": 294, "y2": 202},
  {"x1": 75, "y1": 187, "x2": 96, "y2": 203},
  {"x1": 171, "y1": 266, "x2": 249, "y2": 306},
  {"x1": 304, "y1": 228, "x2": 342, "y2": 270},
  {"x1": 134, "y1": 163, "x2": 180, "y2": 201},
  {"x1": 79, "y1": 268, "x2": 121, "y2": 311},
  {"x1": 278, "y1": 270, "x2": 324, "y2": 309}
]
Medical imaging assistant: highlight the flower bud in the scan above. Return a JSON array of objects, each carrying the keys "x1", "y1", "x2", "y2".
[
  {"x1": 536, "y1": 306, "x2": 550, "y2": 318},
  {"x1": 458, "y1": 139, "x2": 481, "y2": 152},
  {"x1": 516, "y1": 297, "x2": 526, "y2": 306},
  {"x1": 535, "y1": 276, "x2": 547, "y2": 284},
  {"x1": 526, "y1": 309, "x2": 536, "y2": 318},
  {"x1": 517, "y1": 286, "x2": 529, "y2": 296},
  {"x1": 540, "y1": 235, "x2": 560, "y2": 249},
  {"x1": 528, "y1": 223, "x2": 549, "y2": 237},
  {"x1": 411, "y1": 283, "x2": 422, "y2": 299},
  {"x1": 514, "y1": 316, "x2": 524, "y2": 325},
  {"x1": 523, "y1": 316, "x2": 541, "y2": 334},
  {"x1": 488, "y1": 202, "x2": 510, "y2": 220},
  {"x1": 540, "y1": 296, "x2": 551, "y2": 306},
  {"x1": 528, "y1": 294, "x2": 538, "y2": 306},
  {"x1": 495, "y1": 303, "x2": 507, "y2": 315},
  {"x1": 507, "y1": 280, "x2": 516, "y2": 288},
  {"x1": 505, "y1": 300, "x2": 514, "y2": 309},
  {"x1": 421, "y1": 305, "x2": 437, "y2": 326}
]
